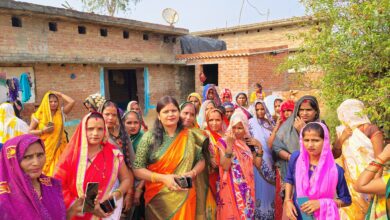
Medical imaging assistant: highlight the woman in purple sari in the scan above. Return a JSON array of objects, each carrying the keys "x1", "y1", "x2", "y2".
[{"x1": 0, "y1": 134, "x2": 66, "y2": 220}]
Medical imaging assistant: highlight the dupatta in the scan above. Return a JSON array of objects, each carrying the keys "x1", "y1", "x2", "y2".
[
  {"x1": 0, "y1": 103, "x2": 29, "y2": 144},
  {"x1": 54, "y1": 113, "x2": 123, "y2": 220},
  {"x1": 32, "y1": 91, "x2": 67, "y2": 176},
  {"x1": 295, "y1": 122, "x2": 339, "y2": 220}
]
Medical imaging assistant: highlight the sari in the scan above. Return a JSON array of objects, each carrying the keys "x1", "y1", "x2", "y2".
[
  {"x1": 0, "y1": 134, "x2": 66, "y2": 220},
  {"x1": 220, "y1": 88, "x2": 233, "y2": 102},
  {"x1": 216, "y1": 111, "x2": 255, "y2": 220},
  {"x1": 264, "y1": 95, "x2": 283, "y2": 118},
  {"x1": 54, "y1": 113, "x2": 124, "y2": 220},
  {"x1": 248, "y1": 100, "x2": 276, "y2": 220},
  {"x1": 187, "y1": 92, "x2": 203, "y2": 103},
  {"x1": 197, "y1": 100, "x2": 216, "y2": 129},
  {"x1": 83, "y1": 93, "x2": 106, "y2": 112},
  {"x1": 365, "y1": 174, "x2": 390, "y2": 220},
  {"x1": 133, "y1": 128, "x2": 206, "y2": 220},
  {"x1": 0, "y1": 103, "x2": 29, "y2": 144},
  {"x1": 280, "y1": 100, "x2": 295, "y2": 123},
  {"x1": 203, "y1": 84, "x2": 221, "y2": 106},
  {"x1": 337, "y1": 99, "x2": 388, "y2": 219},
  {"x1": 32, "y1": 91, "x2": 68, "y2": 176}
]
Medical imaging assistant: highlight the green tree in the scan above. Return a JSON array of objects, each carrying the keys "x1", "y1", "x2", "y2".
[
  {"x1": 81, "y1": 0, "x2": 141, "y2": 16},
  {"x1": 282, "y1": 0, "x2": 389, "y2": 137}
]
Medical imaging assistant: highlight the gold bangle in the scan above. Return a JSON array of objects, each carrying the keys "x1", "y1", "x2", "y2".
[
  {"x1": 113, "y1": 189, "x2": 123, "y2": 198},
  {"x1": 365, "y1": 168, "x2": 378, "y2": 173},
  {"x1": 151, "y1": 172, "x2": 157, "y2": 183}
]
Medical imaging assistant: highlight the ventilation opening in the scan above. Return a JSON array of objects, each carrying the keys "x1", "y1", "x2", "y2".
[
  {"x1": 202, "y1": 64, "x2": 219, "y2": 86},
  {"x1": 123, "y1": 30, "x2": 129, "y2": 39},
  {"x1": 78, "y1": 26, "x2": 86, "y2": 34},
  {"x1": 48, "y1": 22, "x2": 57, "y2": 32},
  {"x1": 100, "y1": 28, "x2": 108, "y2": 37},
  {"x1": 143, "y1": 33, "x2": 149, "y2": 40},
  {"x1": 163, "y1": 36, "x2": 170, "y2": 43},
  {"x1": 11, "y1": 16, "x2": 22, "y2": 27},
  {"x1": 172, "y1": 37, "x2": 176, "y2": 43}
]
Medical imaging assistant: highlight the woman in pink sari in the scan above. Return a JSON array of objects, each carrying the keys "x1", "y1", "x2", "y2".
[
  {"x1": 215, "y1": 110, "x2": 262, "y2": 219},
  {"x1": 284, "y1": 122, "x2": 351, "y2": 220}
]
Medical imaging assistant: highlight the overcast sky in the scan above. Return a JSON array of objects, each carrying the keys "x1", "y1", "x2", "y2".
[{"x1": 19, "y1": 0, "x2": 306, "y2": 32}]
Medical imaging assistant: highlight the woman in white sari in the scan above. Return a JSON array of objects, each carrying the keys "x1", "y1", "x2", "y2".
[{"x1": 333, "y1": 99, "x2": 385, "y2": 220}]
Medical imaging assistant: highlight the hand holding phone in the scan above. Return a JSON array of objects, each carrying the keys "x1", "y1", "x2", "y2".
[
  {"x1": 245, "y1": 137, "x2": 256, "y2": 152},
  {"x1": 174, "y1": 176, "x2": 192, "y2": 189},
  {"x1": 100, "y1": 198, "x2": 116, "y2": 213},
  {"x1": 297, "y1": 197, "x2": 314, "y2": 220},
  {"x1": 82, "y1": 182, "x2": 99, "y2": 213}
]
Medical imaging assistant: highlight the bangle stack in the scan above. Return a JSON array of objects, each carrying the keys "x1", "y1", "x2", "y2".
[
  {"x1": 112, "y1": 189, "x2": 123, "y2": 198},
  {"x1": 151, "y1": 172, "x2": 157, "y2": 183},
  {"x1": 256, "y1": 152, "x2": 263, "y2": 158},
  {"x1": 224, "y1": 152, "x2": 233, "y2": 158}
]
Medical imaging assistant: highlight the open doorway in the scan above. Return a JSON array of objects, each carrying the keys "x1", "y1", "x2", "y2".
[
  {"x1": 107, "y1": 69, "x2": 138, "y2": 110},
  {"x1": 202, "y1": 64, "x2": 218, "y2": 86}
]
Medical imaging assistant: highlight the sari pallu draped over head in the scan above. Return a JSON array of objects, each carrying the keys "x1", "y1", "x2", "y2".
[
  {"x1": 216, "y1": 111, "x2": 255, "y2": 220},
  {"x1": 0, "y1": 103, "x2": 29, "y2": 144},
  {"x1": 144, "y1": 128, "x2": 206, "y2": 220},
  {"x1": 32, "y1": 91, "x2": 67, "y2": 176},
  {"x1": 83, "y1": 93, "x2": 106, "y2": 112},
  {"x1": 0, "y1": 134, "x2": 66, "y2": 220},
  {"x1": 54, "y1": 113, "x2": 124, "y2": 220},
  {"x1": 202, "y1": 84, "x2": 221, "y2": 106},
  {"x1": 220, "y1": 88, "x2": 233, "y2": 102},
  {"x1": 295, "y1": 122, "x2": 339, "y2": 220},
  {"x1": 336, "y1": 99, "x2": 387, "y2": 219},
  {"x1": 127, "y1": 101, "x2": 148, "y2": 131},
  {"x1": 272, "y1": 95, "x2": 320, "y2": 179},
  {"x1": 197, "y1": 100, "x2": 216, "y2": 129},
  {"x1": 280, "y1": 100, "x2": 295, "y2": 123},
  {"x1": 122, "y1": 110, "x2": 144, "y2": 153}
]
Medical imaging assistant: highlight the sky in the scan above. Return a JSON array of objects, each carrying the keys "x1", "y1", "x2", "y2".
[{"x1": 18, "y1": 0, "x2": 307, "y2": 32}]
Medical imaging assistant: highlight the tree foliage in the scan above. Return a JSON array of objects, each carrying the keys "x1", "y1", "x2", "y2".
[
  {"x1": 282, "y1": 0, "x2": 390, "y2": 137},
  {"x1": 81, "y1": 0, "x2": 141, "y2": 16}
]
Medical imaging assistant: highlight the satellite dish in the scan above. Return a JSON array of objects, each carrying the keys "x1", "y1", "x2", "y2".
[{"x1": 162, "y1": 8, "x2": 179, "y2": 26}]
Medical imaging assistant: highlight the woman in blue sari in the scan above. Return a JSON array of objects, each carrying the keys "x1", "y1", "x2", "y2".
[{"x1": 249, "y1": 99, "x2": 276, "y2": 220}]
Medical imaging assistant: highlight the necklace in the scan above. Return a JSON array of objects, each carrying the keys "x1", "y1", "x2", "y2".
[
  {"x1": 88, "y1": 149, "x2": 106, "y2": 180},
  {"x1": 33, "y1": 183, "x2": 42, "y2": 200}
]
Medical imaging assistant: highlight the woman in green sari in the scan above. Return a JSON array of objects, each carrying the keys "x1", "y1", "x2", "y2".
[
  {"x1": 356, "y1": 144, "x2": 390, "y2": 219},
  {"x1": 133, "y1": 96, "x2": 208, "y2": 220}
]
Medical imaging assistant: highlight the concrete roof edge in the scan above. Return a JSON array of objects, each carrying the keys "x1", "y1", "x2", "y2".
[
  {"x1": 0, "y1": 0, "x2": 189, "y2": 35},
  {"x1": 191, "y1": 16, "x2": 319, "y2": 36}
]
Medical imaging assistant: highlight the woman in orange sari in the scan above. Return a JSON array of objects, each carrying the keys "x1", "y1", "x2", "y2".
[
  {"x1": 54, "y1": 112, "x2": 131, "y2": 220},
  {"x1": 197, "y1": 108, "x2": 226, "y2": 220},
  {"x1": 133, "y1": 96, "x2": 207, "y2": 220},
  {"x1": 29, "y1": 91, "x2": 75, "y2": 176},
  {"x1": 216, "y1": 110, "x2": 262, "y2": 220},
  {"x1": 216, "y1": 110, "x2": 263, "y2": 220}
]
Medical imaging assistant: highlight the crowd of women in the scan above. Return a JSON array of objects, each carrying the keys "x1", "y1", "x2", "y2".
[{"x1": 0, "y1": 84, "x2": 388, "y2": 220}]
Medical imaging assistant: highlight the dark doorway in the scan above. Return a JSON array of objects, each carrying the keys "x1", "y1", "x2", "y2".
[
  {"x1": 107, "y1": 69, "x2": 138, "y2": 110},
  {"x1": 202, "y1": 64, "x2": 218, "y2": 86}
]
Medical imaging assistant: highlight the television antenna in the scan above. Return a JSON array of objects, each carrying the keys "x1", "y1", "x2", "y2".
[{"x1": 162, "y1": 8, "x2": 179, "y2": 26}]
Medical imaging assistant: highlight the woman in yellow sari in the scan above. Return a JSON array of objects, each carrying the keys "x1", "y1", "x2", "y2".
[
  {"x1": 133, "y1": 96, "x2": 207, "y2": 220},
  {"x1": 334, "y1": 99, "x2": 385, "y2": 219},
  {"x1": 29, "y1": 91, "x2": 75, "y2": 176},
  {"x1": 0, "y1": 102, "x2": 29, "y2": 144}
]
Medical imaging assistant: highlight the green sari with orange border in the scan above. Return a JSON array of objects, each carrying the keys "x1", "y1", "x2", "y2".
[{"x1": 133, "y1": 128, "x2": 206, "y2": 220}]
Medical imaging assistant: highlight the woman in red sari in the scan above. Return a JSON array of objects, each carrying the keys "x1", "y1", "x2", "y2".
[
  {"x1": 54, "y1": 112, "x2": 131, "y2": 220},
  {"x1": 133, "y1": 96, "x2": 207, "y2": 220}
]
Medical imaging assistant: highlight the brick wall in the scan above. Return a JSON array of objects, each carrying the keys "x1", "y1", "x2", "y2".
[{"x1": 0, "y1": 13, "x2": 180, "y2": 64}]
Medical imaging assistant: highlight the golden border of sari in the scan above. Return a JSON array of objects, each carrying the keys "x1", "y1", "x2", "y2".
[{"x1": 76, "y1": 115, "x2": 89, "y2": 197}]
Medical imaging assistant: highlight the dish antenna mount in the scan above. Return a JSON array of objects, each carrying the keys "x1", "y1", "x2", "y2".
[{"x1": 162, "y1": 8, "x2": 179, "y2": 26}]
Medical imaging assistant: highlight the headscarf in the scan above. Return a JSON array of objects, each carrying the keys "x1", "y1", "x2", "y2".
[
  {"x1": 280, "y1": 100, "x2": 295, "y2": 122},
  {"x1": 337, "y1": 99, "x2": 370, "y2": 129},
  {"x1": 206, "y1": 108, "x2": 227, "y2": 134},
  {"x1": 197, "y1": 100, "x2": 216, "y2": 129},
  {"x1": 122, "y1": 110, "x2": 144, "y2": 152},
  {"x1": 83, "y1": 93, "x2": 106, "y2": 112},
  {"x1": 220, "y1": 88, "x2": 233, "y2": 102},
  {"x1": 272, "y1": 95, "x2": 320, "y2": 178},
  {"x1": 222, "y1": 102, "x2": 235, "y2": 110},
  {"x1": 234, "y1": 92, "x2": 249, "y2": 108},
  {"x1": 202, "y1": 84, "x2": 221, "y2": 106},
  {"x1": 20, "y1": 73, "x2": 32, "y2": 103},
  {"x1": 295, "y1": 122, "x2": 339, "y2": 219},
  {"x1": 248, "y1": 99, "x2": 275, "y2": 130},
  {"x1": 0, "y1": 134, "x2": 66, "y2": 219},
  {"x1": 0, "y1": 103, "x2": 29, "y2": 144},
  {"x1": 180, "y1": 101, "x2": 198, "y2": 128},
  {"x1": 227, "y1": 109, "x2": 250, "y2": 137},
  {"x1": 126, "y1": 100, "x2": 148, "y2": 131},
  {"x1": 100, "y1": 101, "x2": 134, "y2": 168},
  {"x1": 187, "y1": 92, "x2": 202, "y2": 103},
  {"x1": 264, "y1": 95, "x2": 283, "y2": 116},
  {"x1": 33, "y1": 91, "x2": 58, "y2": 124}
]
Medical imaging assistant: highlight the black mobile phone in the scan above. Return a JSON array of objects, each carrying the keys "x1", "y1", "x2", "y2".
[
  {"x1": 245, "y1": 137, "x2": 256, "y2": 152},
  {"x1": 174, "y1": 176, "x2": 192, "y2": 188},
  {"x1": 82, "y1": 182, "x2": 99, "y2": 213},
  {"x1": 100, "y1": 198, "x2": 116, "y2": 213}
]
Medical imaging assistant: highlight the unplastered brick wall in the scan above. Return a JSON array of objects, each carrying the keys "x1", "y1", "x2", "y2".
[
  {"x1": 0, "y1": 13, "x2": 179, "y2": 64},
  {"x1": 32, "y1": 63, "x2": 100, "y2": 121},
  {"x1": 147, "y1": 65, "x2": 180, "y2": 105}
]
